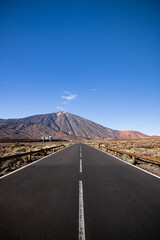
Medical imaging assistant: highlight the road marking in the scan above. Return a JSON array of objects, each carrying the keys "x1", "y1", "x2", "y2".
[
  {"x1": 80, "y1": 159, "x2": 82, "y2": 173},
  {"x1": 80, "y1": 152, "x2": 82, "y2": 158},
  {"x1": 106, "y1": 151, "x2": 160, "y2": 179},
  {"x1": 0, "y1": 144, "x2": 73, "y2": 180},
  {"x1": 87, "y1": 144, "x2": 160, "y2": 180},
  {"x1": 79, "y1": 181, "x2": 85, "y2": 240}
]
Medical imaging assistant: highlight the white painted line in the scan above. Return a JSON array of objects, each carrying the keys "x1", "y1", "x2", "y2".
[
  {"x1": 0, "y1": 144, "x2": 73, "y2": 180},
  {"x1": 79, "y1": 181, "x2": 85, "y2": 240},
  {"x1": 80, "y1": 152, "x2": 82, "y2": 158},
  {"x1": 106, "y1": 151, "x2": 160, "y2": 179},
  {"x1": 80, "y1": 159, "x2": 82, "y2": 173},
  {"x1": 86, "y1": 144, "x2": 160, "y2": 180}
]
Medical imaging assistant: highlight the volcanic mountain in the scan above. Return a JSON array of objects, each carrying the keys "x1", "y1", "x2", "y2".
[{"x1": 0, "y1": 111, "x2": 149, "y2": 140}]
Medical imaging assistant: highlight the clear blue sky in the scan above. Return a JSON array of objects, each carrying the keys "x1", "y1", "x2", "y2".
[{"x1": 1, "y1": 0, "x2": 160, "y2": 135}]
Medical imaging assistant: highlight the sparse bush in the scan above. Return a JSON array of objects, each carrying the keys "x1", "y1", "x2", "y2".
[
  {"x1": 13, "y1": 142, "x2": 21, "y2": 148},
  {"x1": 17, "y1": 161, "x2": 21, "y2": 166}
]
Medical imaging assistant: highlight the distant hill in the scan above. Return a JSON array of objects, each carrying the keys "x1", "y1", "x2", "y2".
[
  {"x1": 115, "y1": 130, "x2": 149, "y2": 139},
  {"x1": 0, "y1": 111, "x2": 151, "y2": 140}
]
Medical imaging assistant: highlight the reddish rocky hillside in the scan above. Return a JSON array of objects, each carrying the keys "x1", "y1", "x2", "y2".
[{"x1": 115, "y1": 130, "x2": 149, "y2": 139}]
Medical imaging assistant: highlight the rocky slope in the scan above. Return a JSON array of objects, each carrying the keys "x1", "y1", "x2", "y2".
[
  {"x1": 115, "y1": 130, "x2": 149, "y2": 139},
  {"x1": 0, "y1": 111, "x2": 150, "y2": 140}
]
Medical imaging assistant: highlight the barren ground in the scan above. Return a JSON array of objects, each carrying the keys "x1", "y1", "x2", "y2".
[
  {"x1": 0, "y1": 141, "x2": 68, "y2": 158},
  {"x1": 0, "y1": 139, "x2": 160, "y2": 177},
  {"x1": 84, "y1": 138, "x2": 160, "y2": 177},
  {"x1": 0, "y1": 141, "x2": 69, "y2": 176},
  {"x1": 85, "y1": 138, "x2": 160, "y2": 158}
]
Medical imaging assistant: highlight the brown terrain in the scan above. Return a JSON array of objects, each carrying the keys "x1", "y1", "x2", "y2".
[
  {"x1": 0, "y1": 141, "x2": 70, "y2": 176},
  {"x1": 86, "y1": 138, "x2": 160, "y2": 159},
  {"x1": 0, "y1": 138, "x2": 160, "y2": 177},
  {"x1": 0, "y1": 141, "x2": 68, "y2": 158},
  {"x1": 115, "y1": 130, "x2": 150, "y2": 139},
  {"x1": 0, "y1": 111, "x2": 152, "y2": 140},
  {"x1": 0, "y1": 111, "x2": 159, "y2": 176},
  {"x1": 86, "y1": 138, "x2": 160, "y2": 176}
]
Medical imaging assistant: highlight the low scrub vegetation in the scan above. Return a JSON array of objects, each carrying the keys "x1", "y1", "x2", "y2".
[
  {"x1": 0, "y1": 141, "x2": 69, "y2": 177},
  {"x1": 85, "y1": 138, "x2": 160, "y2": 159},
  {"x1": 0, "y1": 141, "x2": 67, "y2": 158},
  {"x1": 84, "y1": 138, "x2": 160, "y2": 176}
]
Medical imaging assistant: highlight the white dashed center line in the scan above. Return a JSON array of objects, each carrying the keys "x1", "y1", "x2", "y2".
[
  {"x1": 79, "y1": 144, "x2": 85, "y2": 239},
  {"x1": 80, "y1": 159, "x2": 82, "y2": 173},
  {"x1": 79, "y1": 180, "x2": 85, "y2": 240}
]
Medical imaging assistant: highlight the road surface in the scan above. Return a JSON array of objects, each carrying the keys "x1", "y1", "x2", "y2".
[{"x1": 0, "y1": 143, "x2": 160, "y2": 240}]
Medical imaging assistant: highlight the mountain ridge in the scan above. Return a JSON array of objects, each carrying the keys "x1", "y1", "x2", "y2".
[{"x1": 0, "y1": 111, "x2": 152, "y2": 140}]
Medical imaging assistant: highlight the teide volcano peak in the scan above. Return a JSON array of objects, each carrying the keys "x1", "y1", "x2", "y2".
[{"x1": 0, "y1": 111, "x2": 149, "y2": 140}]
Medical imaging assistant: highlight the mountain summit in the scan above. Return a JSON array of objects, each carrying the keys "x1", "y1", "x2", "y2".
[{"x1": 0, "y1": 111, "x2": 149, "y2": 140}]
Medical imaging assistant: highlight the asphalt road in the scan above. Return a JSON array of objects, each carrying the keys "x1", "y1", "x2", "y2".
[{"x1": 0, "y1": 143, "x2": 160, "y2": 240}]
